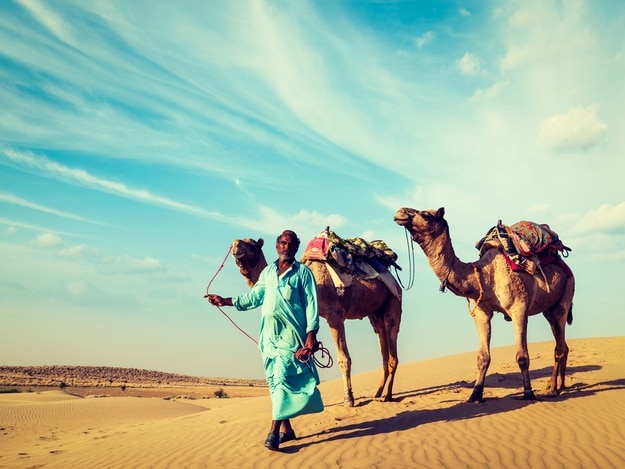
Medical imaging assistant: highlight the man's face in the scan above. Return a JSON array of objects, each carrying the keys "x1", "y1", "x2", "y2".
[{"x1": 276, "y1": 235, "x2": 298, "y2": 261}]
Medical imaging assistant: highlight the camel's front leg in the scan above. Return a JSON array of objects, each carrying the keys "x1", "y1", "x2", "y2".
[
  {"x1": 469, "y1": 309, "x2": 492, "y2": 403},
  {"x1": 328, "y1": 321, "x2": 354, "y2": 407},
  {"x1": 511, "y1": 311, "x2": 536, "y2": 400}
]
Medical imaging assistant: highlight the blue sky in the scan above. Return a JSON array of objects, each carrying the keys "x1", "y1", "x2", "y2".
[{"x1": 1, "y1": 0, "x2": 624, "y2": 381}]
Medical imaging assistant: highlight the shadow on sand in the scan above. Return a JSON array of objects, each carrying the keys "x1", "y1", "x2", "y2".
[{"x1": 278, "y1": 366, "x2": 625, "y2": 454}]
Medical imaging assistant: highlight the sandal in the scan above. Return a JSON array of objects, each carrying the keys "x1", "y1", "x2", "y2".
[
  {"x1": 279, "y1": 429, "x2": 297, "y2": 443},
  {"x1": 264, "y1": 433, "x2": 280, "y2": 451}
]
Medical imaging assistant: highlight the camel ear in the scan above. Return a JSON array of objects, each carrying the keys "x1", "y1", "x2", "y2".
[
  {"x1": 257, "y1": 238, "x2": 264, "y2": 248},
  {"x1": 436, "y1": 207, "x2": 445, "y2": 218}
]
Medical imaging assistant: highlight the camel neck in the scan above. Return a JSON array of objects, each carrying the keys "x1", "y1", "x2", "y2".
[{"x1": 421, "y1": 228, "x2": 478, "y2": 299}]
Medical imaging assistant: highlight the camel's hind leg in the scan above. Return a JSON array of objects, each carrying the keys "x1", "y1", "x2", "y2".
[
  {"x1": 544, "y1": 315, "x2": 569, "y2": 397},
  {"x1": 369, "y1": 297, "x2": 400, "y2": 402},
  {"x1": 543, "y1": 282, "x2": 574, "y2": 396},
  {"x1": 328, "y1": 321, "x2": 354, "y2": 407},
  {"x1": 368, "y1": 314, "x2": 391, "y2": 401}
]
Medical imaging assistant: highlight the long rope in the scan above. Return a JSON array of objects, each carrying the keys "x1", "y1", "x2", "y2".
[
  {"x1": 204, "y1": 246, "x2": 258, "y2": 345},
  {"x1": 395, "y1": 228, "x2": 416, "y2": 290},
  {"x1": 296, "y1": 344, "x2": 333, "y2": 369}
]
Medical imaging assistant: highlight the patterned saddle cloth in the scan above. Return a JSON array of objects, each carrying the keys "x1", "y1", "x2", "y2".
[{"x1": 476, "y1": 220, "x2": 571, "y2": 275}]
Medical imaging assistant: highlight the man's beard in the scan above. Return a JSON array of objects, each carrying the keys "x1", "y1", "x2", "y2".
[{"x1": 279, "y1": 252, "x2": 295, "y2": 261}]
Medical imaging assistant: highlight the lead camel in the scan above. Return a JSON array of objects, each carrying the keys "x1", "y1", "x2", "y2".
[{"x1": 231, "y1": 237, "x2": 402, "y2": 407}]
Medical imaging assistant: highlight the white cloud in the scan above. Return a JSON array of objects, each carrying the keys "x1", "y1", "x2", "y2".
[
  {"x1": 415, "y1": 31, "x2": 434, "y2": 49},
  {"x1": 238, "y1": 206, "x2": 347, "y2": 239},
  {"x1": 0, "y1": 192, "x2": 99, "y2": 223},
  {"x1": 33, "y1": 232, "x2": 62, "y2": 247},
  {"x1": 572, "y1": 202, "x2": 625, "y2": 234},
  {"x1": 101, "y1": 255, "x2": 165, "y2": 274},
  {"x1": 540, "y1": 105, "x2": 607, "y2": 151},
  {"x1": 61, "y1": 244, "x2": 87, "y2": 257},
  {"x1": 1, "y1": 147, "x2": 228, "y2": 221},
  {"x1": 470, "y1": 81, "x2": 507, "y2": 101},
  {"x1": 18, "y1": 0, "x2": 72, "y2": 43},
  {"x1": 456, "y1": 52, "x2": 482, "y2": 76}
]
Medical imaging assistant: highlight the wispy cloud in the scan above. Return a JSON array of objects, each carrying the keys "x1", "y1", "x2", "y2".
[
  {"x1": 0, "y1": 192, "x2": 103, "y2": 224},
  {"x1": 1, "y1": 147, "x2": 228, "y2": 220}
]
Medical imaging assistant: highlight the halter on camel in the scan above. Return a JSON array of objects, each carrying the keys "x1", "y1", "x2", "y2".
[{"x1": 204, "y1": 244, "x2": 333, "y2": 368}]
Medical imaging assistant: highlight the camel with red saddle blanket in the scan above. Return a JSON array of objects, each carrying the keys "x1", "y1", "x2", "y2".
[
  {"x1": 394, "y1": 207, "x2": 575, "y2": 403},
  {"x1": 231, "y1": 235, "x2": 403, "y2": 407}
]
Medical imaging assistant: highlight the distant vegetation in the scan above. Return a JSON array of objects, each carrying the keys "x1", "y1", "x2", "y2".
[
  {"x1": 0, "y1": 388, "x2": 21, "y2": 394},
  {"x1": 0, "y1": 365, "x2": 266, "y2": 389}
]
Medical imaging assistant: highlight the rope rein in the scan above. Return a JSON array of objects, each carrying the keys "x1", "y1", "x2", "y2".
[
  {"x1": 396, "y1": 228, "x2": 416, "y2": 290},
  {"x1": 203, "y1": 245, "x2": 333, "y2": 368},
  {"x1": 204, "y1": 246, "x2": 258, "y2": 345},
  {"x1": 297, "y1": 344, "x2": 334, "y2": 368}
]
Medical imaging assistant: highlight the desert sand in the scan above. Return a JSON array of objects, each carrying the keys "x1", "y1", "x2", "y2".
[{"x1": 1, "y1": 336, "x2": 624, "y2": 469}]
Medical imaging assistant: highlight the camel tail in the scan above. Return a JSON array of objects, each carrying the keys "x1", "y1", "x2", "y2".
[{"x1": 567, "y1": 304, "x2": 573, "y2": 325}]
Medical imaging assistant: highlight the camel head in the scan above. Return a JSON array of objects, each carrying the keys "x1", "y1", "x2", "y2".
[
  {"x1": 393, "y1": 207, "x2": 448, "y2": 245},
  {"x1": 231, "y1": 238, "x2": 268, "y2": 287}
]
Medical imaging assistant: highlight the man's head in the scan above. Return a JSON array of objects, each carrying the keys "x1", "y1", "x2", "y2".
[{"x1": 276, "y1": 230, "x2": 300, "y2": 262}]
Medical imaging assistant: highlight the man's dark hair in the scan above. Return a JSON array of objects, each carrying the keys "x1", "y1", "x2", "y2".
[{"x1": 277, "y1": 230, "x2": 300, "y2": 249}]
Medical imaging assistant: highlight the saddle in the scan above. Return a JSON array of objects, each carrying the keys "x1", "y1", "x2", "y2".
[
  {"x1": 301, "y1": 228, "x2": 402, "y2": 300},
  {"x1": 476, "y1": 220, "x2": 572, "y2": 275},
  {"x1": 301, "y1": 227, "x2": 401, "y2": 274}
]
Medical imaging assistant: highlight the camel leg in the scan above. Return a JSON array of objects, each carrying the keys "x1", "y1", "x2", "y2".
[
  {"x1": 382, "y1": 314, "x2": 400, "y2": 402},
  {"x1": 511, "y1": 310, "x2": 536, "y2": 400},
  {"x1": 368, "y1": 314, "x2": 390, "y2": 400},
  {"x1": 379, "y1": 298, "x2": 400, "y2": 402},
  {"x1": 544, "y1": 277, "x2": 574, "y2": 395},
  {"x1": 543, "y1": 307, "x2": 570, "y2": 396},
  {"x1": 328, "y1": 322, "x2": 354, "y2": 407},
  {"x1": 469, "y1": 309, "x2": 492, "y2": 403}
]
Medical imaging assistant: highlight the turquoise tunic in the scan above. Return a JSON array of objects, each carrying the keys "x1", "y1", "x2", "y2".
[{"x1": 233, "y1": 260, "x2": 324, "y2": 420}]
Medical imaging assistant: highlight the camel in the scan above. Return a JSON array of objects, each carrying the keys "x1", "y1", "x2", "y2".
[
  {"x1": 231, "y1": 237, "x2": 402, "y2": 407},
  {"x1": 394, "y1": 207, "x2": 575, "y2": 402}
]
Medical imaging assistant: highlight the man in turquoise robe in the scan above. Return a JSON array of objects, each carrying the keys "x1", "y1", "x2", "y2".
[{"x1": 207, "y1": 230, "x2": 324, "y2": 450}]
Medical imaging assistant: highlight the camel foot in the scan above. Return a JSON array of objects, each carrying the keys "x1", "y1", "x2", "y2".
[
  {"x1": 541, "y1": 388, "x2": 560, "y2": 398},
  {"x1": 344, "y1": 391, "x2": 355, "y2": 408},
  {"x1": 522, "y1": 390, "x2": 537, "y2": 400},
  {"x1": 467, "y1": 386, "x2": 484, "y2": 403}
]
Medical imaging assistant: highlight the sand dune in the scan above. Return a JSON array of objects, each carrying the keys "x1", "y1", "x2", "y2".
[{"x1": 1, "y1": 336, "x2": 623, "y2": 468}]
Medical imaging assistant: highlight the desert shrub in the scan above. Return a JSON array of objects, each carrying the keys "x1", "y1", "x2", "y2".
[
  {"x1": 0, "y1": 388, "x2": 21, "y2": 394},
  {"x1": 214, "y1": 388, "x2": 229, "y2": 398}
]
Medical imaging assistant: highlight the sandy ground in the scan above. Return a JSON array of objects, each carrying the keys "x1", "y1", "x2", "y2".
[{"x1": 1, "y1": 336, "x2": 623, "y2": 469}]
